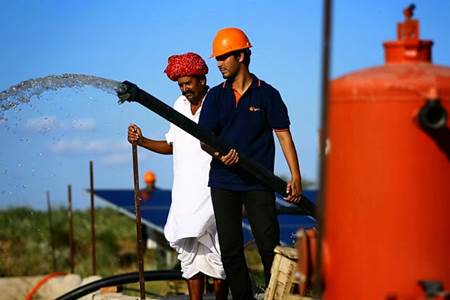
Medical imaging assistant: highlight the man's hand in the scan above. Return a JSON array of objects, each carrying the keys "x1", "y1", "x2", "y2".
[
  {"x1": 284, "y1": 177, "x2": 303, "y2": 203},
  {"x1": 215, "y1": 148, "x2": 239, "y2": 166},
  {"x1": 128, "y1": 123, "x2": 143, "y2": 145},
  {"x1": 274, "y1": 129, "x2": 303, "y2": 204}
]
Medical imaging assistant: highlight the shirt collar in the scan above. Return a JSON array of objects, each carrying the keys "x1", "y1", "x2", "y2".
[{"x1": 221, "y1": 73, "x2": 261, "y2": 90}]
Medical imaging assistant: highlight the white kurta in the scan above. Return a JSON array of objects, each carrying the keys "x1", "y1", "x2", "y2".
[{"x1": 164, "y1": 95, "x2": 225, "y2": 280}]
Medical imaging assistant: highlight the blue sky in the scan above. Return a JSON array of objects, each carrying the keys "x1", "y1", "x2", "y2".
[{"x1": 1, "y1": 0, "x2": 449, "y2": 210}]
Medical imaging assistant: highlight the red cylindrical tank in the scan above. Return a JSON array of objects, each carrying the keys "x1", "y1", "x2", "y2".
[{"x1": 322, "y1": 5, "x2": 450, "y2": 300}]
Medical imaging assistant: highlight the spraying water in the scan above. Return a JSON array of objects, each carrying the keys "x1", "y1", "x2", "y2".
[
  {"x1": 0, "y1": 73, "x2": 121, "y2": 119},
  {"x1": 0, "y1": 73, "x2": 126, "y2": 209}
]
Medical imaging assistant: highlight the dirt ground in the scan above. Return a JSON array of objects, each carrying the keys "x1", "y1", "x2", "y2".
[
  {"x1": 0, "y1": 274, "x2": 190, "y2": 300},
  {"x1": 0, "y1": 274, "x2": 97, "y2": 300},
  {"x1": 1, "y1": 276, "x2": 45, "y2": 300}
]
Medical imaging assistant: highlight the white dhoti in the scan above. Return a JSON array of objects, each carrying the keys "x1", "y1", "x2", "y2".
[
  {"x1": 172, "y1": 231, "x2": 225, "y2": 279},
  {"x1": 164, "y1": 96, "x2": 225, "y2": 280}
]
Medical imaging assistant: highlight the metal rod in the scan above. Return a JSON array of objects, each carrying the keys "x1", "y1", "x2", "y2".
[
  {"x1": 46, "y1": 191, "x2": 56, "y2": 271},
  {"x1": 316, "y1": 0, "x2": 333, "y2": 295},
  {"x1": 89, "y1": 160, "x2": 97, "y2": 275},
  {"x1": 132, "y1": 144, "x2": 146, "y2": 299},
  {"x1": 67, "y1": 184, "x2": 75, "y2": 273}
]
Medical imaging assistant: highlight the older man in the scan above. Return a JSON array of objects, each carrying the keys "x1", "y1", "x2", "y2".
[{"x1": 128, "y1": 52, "x2": 227, "y2": 300}]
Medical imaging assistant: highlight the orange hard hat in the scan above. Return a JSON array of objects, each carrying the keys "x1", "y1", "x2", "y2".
[
  {"x1": 143, "y1": 171, "x2": 156, "y2": 185},
  {"x1": 210, "y1": 27, "x2": 252, "y2": 58}
]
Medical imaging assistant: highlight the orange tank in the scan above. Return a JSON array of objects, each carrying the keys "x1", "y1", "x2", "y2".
[{"x1": 322, "y1": 5, "x2": 450, "y2": 299}]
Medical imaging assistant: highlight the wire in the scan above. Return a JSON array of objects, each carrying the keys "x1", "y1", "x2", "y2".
[{"x1": 24, "y1": 272, "x2": 67, "y2": 300}]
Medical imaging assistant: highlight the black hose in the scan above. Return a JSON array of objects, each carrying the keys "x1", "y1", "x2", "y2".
[
  {"x1": 117, "y1": 81, "x2": 316, "y2": 217},
  {"x1": 55, "y1": 270, "x2": 182, "y2": 300},
  {"x1": 276, "y1": 194, "x2": 317, "y2": 216}
]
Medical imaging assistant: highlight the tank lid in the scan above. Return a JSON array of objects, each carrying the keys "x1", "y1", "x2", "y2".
[{"x1": 383, "y1": 4, "x2": 433, "y2": 64}]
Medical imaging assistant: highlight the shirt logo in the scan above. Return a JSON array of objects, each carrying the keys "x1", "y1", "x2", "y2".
[{"x1": 249, "y1": 106, "x2": 262, "y2": 112}]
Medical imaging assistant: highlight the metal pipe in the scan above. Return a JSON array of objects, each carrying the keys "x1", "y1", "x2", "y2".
[
  {"x1": 416, "y1": 99, "x2": 450, "y2": 159},
  {"x1": 418, "y1": 99, "x2": 448, "y2": 130},
  {"x1": 67, "y1": 184, "x2": 75, "y2": 273},
  {"x1": 317, "y1": 0, "x2": 334, "y2": 295},
  {"x1": 46, "y1": 191, "x2": 56, "y2": 271},
  {"x1": 89, "y1": 160, "x2": 97, "y2": 275},
  {"x1": 132, "y1": 144, "x2": 146, "y2": 299}
]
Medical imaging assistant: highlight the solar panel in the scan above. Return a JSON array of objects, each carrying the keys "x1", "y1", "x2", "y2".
[{"x1": 93, "y1": 188, "x2": 317, "y2": 246}]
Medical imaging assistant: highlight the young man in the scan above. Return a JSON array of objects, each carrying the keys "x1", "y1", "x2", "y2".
[
  {"x1": 127, "y1": 52, "x2": 227, "y2": 300},
  {"x1": 198, "y1": 28, "x2": 303, "y2": 300}
]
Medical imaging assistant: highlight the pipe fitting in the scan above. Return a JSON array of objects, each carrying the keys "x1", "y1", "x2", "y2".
[{"x1": 418, "y1": 99, "x2": 447, "y2": 130}]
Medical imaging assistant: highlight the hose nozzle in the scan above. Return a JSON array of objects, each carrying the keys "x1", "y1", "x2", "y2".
[{"x1": 116, "y1": 81, "x2": 139, "y2": 104}]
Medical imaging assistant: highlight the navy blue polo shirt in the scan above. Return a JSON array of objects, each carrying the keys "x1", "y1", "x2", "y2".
[{"x1": 198, "y1": 74, "x2": 290, "y2": 191}]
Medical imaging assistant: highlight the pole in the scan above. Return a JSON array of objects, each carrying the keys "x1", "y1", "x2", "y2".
[
  {"x1": 46, "y1": 191, "x2": 56, "y2": 271},
  {"x1": 67, "y1": 184, "x2": 75, "y2": 273},
  {"x1": 89, "y1": 161, "x2": 97, "y2": 275},
  {"x1": 316, "y1": 0, "x2": 333, "y2": 295},
  {"x1": 132, "y1": 144, "x2": 146, "y2": 299}
]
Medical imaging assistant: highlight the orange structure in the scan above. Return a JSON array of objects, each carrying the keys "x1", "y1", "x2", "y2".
[{"x1": 322, "y1": 5, "x2": 450, "y2": 299}]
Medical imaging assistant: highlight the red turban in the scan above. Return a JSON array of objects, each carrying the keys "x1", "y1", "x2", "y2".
[{"x1": 164, "y1": 52, "x2": 208, "y2": 81}]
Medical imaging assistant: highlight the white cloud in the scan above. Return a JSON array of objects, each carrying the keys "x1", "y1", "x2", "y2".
[
  {"x1": 25, "y1": 116, "x2": 58, "y2": 131},
  {"x1": 25, "y1": 116, "x2": 96, "y2": 132},
  {"x1": 99, "y1": 148, "x2": 150, "y2": 166},
  {"x1": 49, "y1": 138, "x2": 129, "y2": 154},
  {"x1": 100, "y1": 153, "x2": 131, "y2": 166},
  {"x1": 69, "y1": 118, "x2": 96, "y2": 130},
  {"x1": 48, "y1": 138, "x2": 151, "y2": 166}
]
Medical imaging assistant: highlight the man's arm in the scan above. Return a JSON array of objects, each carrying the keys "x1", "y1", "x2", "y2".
[
  {"x1": 128, "y1": 123, "x2": 173, "y2": 155},
  {"x1": 275, "y1": 129, "x2": 302, "y2": 202}
]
